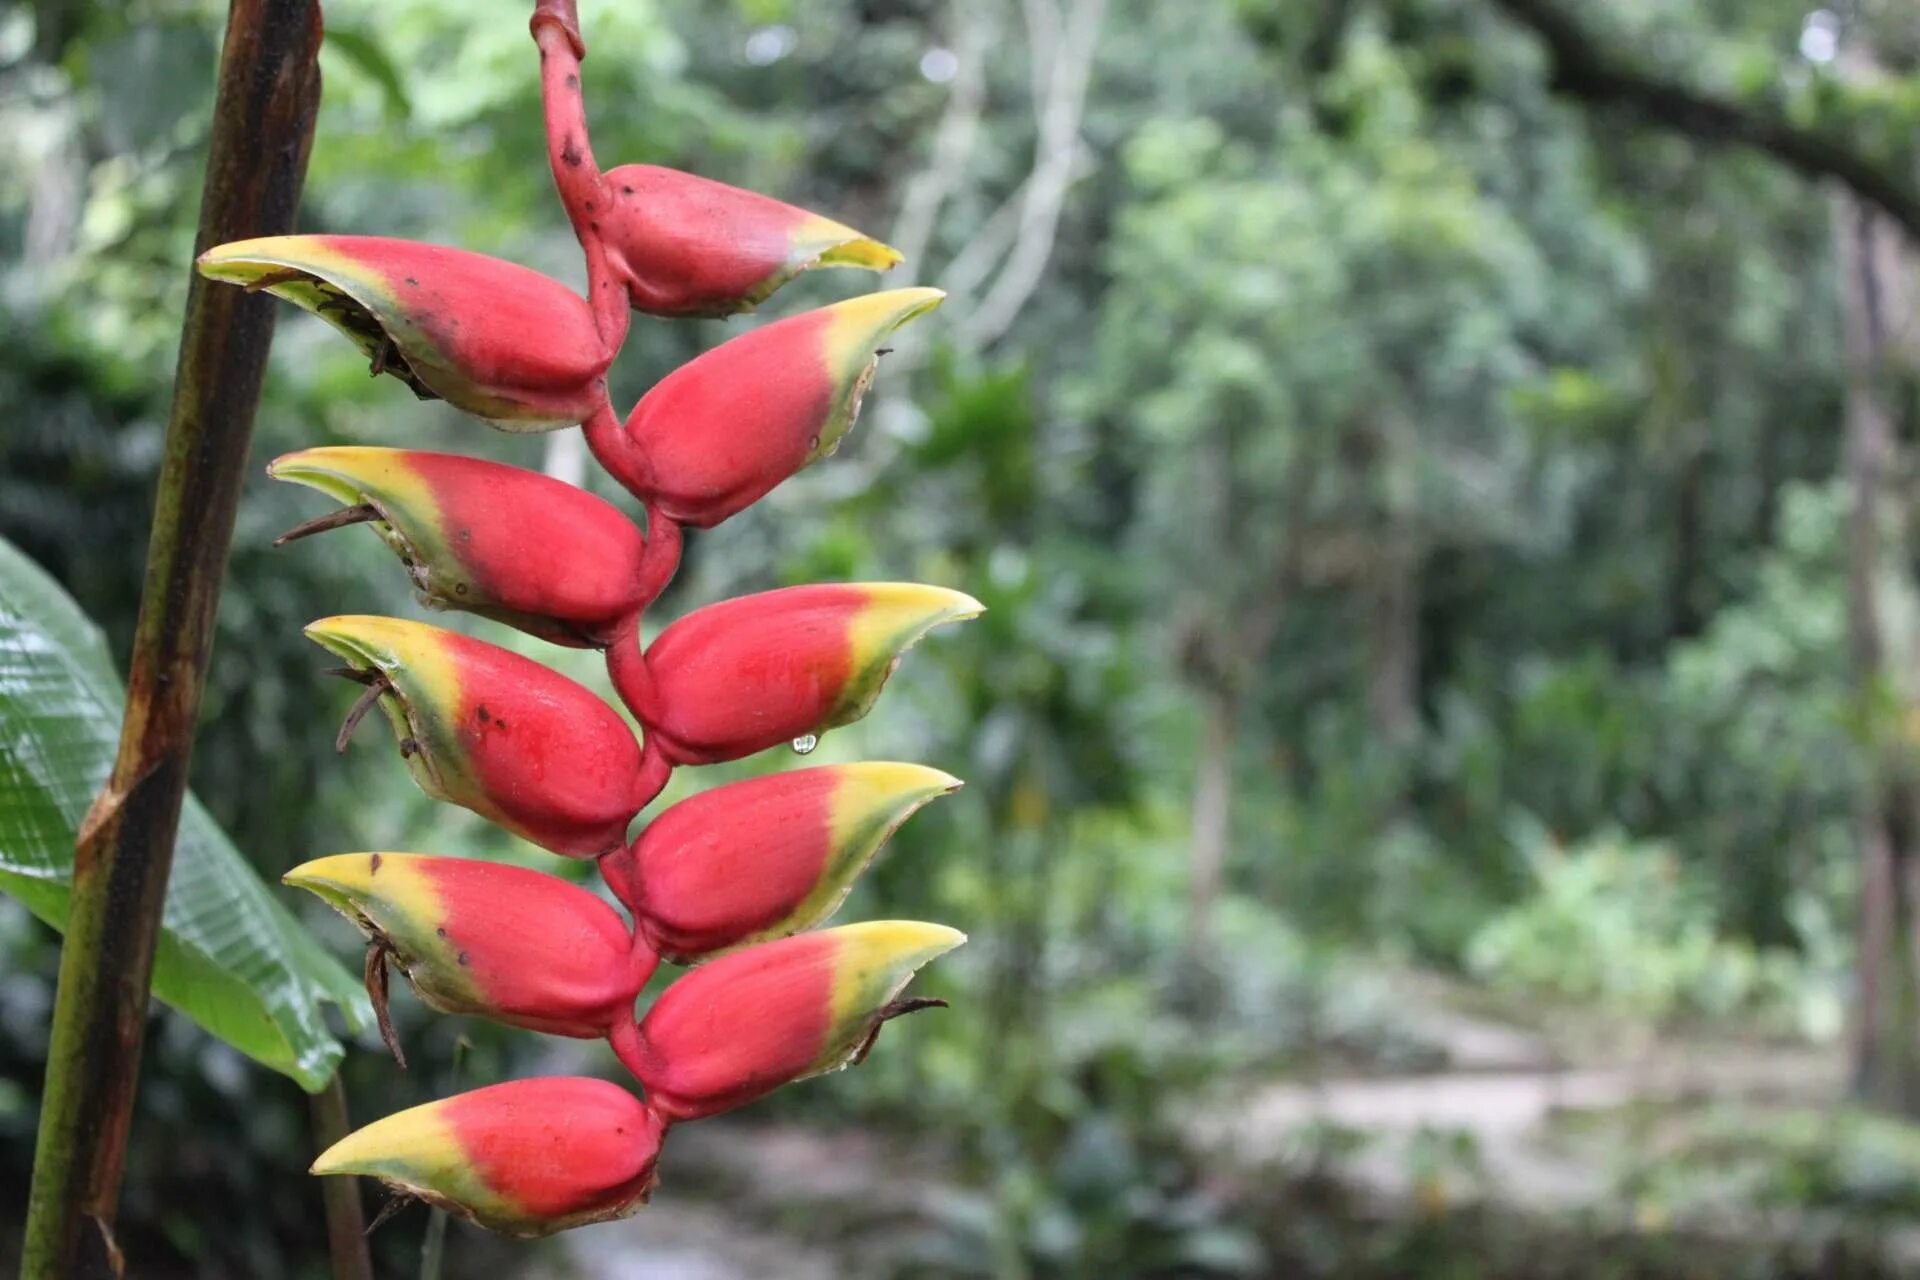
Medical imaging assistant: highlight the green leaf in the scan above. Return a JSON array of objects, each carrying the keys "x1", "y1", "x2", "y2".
[
  {"x1": 0, "y1": 536, "x2": 369, "y2": 1092},
  {"x1": 323, "y1": 25, "x2": 414, "y2": 122}
]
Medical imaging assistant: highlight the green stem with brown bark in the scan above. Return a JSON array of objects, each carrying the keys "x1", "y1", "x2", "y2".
[
  {"x1": 309, "y1": 1073, "x2": 375, "y2": 1280},
  {"x1": 19, "y1": 3, "x2": 324, "y2": 1276}
]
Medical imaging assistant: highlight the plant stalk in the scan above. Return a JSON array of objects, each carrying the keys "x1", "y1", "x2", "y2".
[
  {"x1": 19, "y1": 3, "x2": 324, "y2": 1276},
  {"x1": 309, "y1": 1072, "x2": 375, "y2": 1280}
]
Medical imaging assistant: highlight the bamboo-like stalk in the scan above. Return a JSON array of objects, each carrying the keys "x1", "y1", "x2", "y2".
[{"x1": 19, "y1": 4, "x2": 324, "y2": 1277}]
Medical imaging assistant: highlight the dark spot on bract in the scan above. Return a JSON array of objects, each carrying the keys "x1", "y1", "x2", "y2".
[
  {"x1": 457, "y1": 951, "x2": 471, "y2": 967},
  {"x1": 370, "y1": 853, "x2": 383, "y2": 874},
  {"x1": 621, "y1": 185, "x2": 634, "y2": 196},
  {"x1": 404, "y1": 276, "x2": 419, "y2": 287},
  {"x1": 454, "y1": 583, "x2": 468, "y2": 596},
  {"x1": 476, "y1": 704, "x2": 489, "y2": 721},
  {"x1": 562, "y1": 139, "x2": 584, "y2": 168},
  {"x1": 436, "y1": 926, "x2": 447, "y2": 938},
  {"x1": 565, "y1": 73, "x2": 579, "y2": 88}
]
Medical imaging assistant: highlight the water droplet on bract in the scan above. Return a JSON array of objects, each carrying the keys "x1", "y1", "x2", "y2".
[{"x1": 791, "y1": 734, "x2": 819, "y2": 755}]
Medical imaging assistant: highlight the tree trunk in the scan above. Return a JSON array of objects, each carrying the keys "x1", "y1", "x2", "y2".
[
  {"x1": 1838, "y1": 196, "x2": 1920, "y2": 1115},
  {"x1": 19, "y1": 5, "x2": 323, "y2": 1276},
  {"x1": 1365, "y1": 410, "x2": 1421, "y2": 745},
  {"x1": 1186, "y1": 685, "x2": 1236, "y2": 952},
  {"x1": 1365, "y1": 525, "x2": 1420, "y2": 745}
]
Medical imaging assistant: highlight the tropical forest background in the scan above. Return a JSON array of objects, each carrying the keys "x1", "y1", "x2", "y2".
[{"x1": 6, "y1": 0, "x2": 1920, "y2": 1276}]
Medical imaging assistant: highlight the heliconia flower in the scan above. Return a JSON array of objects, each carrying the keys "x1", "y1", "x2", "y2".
[
  {"x1": 621, "y1": 583, "x2": 983, "y2": 765},
  {"x1": 197, "y1": 236, "x2": 612, "y2": 431},
  {"x1": 284, "y1": 853, "x2": 655, "y2": 1051},
  {"x1": 592, "y1": 289, "x2": 945, "y2": 525},
  {"x1": 269, "y1": 447, "x2": 662, "y2": 646},
  {"x1": 618, "y1": 763, "x2": 961, "y2": 961},
  {"x1": 621, "y1": 921, "x2": 964, "y2": 1122},
  {"x1": 305, "y1": 616, "x2": 654, "y2": 856},
  {"x1": 311, "y1": 1076, "x2": 665, "y2": 1237},
  {"x1": 595, "y1": 165, "x2": 902, "y2": 319}
]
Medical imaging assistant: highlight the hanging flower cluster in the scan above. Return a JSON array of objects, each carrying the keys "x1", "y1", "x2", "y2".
[{"x1": 199, "y1": 1, "x2": 976, "y2": 1238}]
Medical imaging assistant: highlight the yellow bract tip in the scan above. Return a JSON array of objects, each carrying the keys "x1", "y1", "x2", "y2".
[
  {"x1": 860, "y1": 582, "x2": 986, "y2": 628},
  {"x1": 303, "y1": 614, "x2": 439, "y2": 673},
  {"x1": 836, "y1": 919, "x2": 968, "y2": 964},
  {"x1": 310, "y1": 1099, "x2": 457, "y2": 1178},
  {"x1": 838, "y1": 761, "x2": 964, "y2": 802},
  {"x1": 816, "y1": 238, "x2": 905, "y2": 272},
  {"x1": 268, "y1": 446, "x2": 414, "y2": 504}
]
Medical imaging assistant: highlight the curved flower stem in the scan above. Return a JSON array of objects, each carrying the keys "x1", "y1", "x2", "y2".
[
  {"x1": 598, "y1": 845, "x2": 635, "y2": 909},
  {"x1": 607, "y1": 1005, "x2": 658, "y2": 1088},
  {"x1": 582, "y1": 392, "x2": 648, "y2": 499},
  {"x1": 532, "y1": 4, "x2": 630, "y2": 351},
  {"x1": 634, "y1": 505, "x2": 684, "y2": 609},
  {"x1": 605, "y1": 611, "x2": 660, "y2": 724}
]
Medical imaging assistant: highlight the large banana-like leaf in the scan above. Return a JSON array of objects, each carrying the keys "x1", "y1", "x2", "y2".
[{"x1": 0, "y1": 535, "x2": 369, "y2": 1092}]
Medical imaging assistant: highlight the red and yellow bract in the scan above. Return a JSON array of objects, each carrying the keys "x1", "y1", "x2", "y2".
[
  {"x1": 594, "y1": 288, "x2": 945, "y2": 525},
  {"x1": 271, "y1": 447, "x2": 664, "y2": 645},
  {"x1": 198, "y1": 236, "x2": 612, "y2": 430},
  {"x1": 628, "y1": 921, "x2": 965, "y2": 1122},
  {"x1": 627, "y1": 582, "x2": 983, "y2": 764},
  {"x1": 616, "y1": 762, "x2": 960, "y2": 961},
  {"x1": 312, "y1": 1076, "x2": 664, "y2": 1237},
  {"x1": 305, "y1": 615, "x2": 650, "y2": 856}
]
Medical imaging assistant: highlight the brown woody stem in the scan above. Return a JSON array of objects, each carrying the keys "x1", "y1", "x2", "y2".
[
  {"x1": 363, "y1": 1192, "x2": 414, "y2": 1237},
  {"x1": 275, "y1": 502, "x2": 381, "y2": 547},
  {"x1": 20, "y1": 4, "x2": 324, "y2": 1277},
  {"x1": 852, "y1": 997, "x2": 949, "y2": 1066},
  {"x1": 308, "y1": 1072, "x2": 374, "y2": 1280},
  {"x1": 364, "y1": 940, "x2": 407, "y2": 1070},
  {"x1": 331, "y1": 670, "x2": 393, "y2": 754}
]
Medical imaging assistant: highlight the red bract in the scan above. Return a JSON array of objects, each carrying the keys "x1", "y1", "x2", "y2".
[
  {"x1": 623, "y1": 921, "x2": 964, "y2": 1122},
  {"x1": 615, "y1": 583, "x2": 983, "y2": 764},
  {"x1": 531, "y1": 6, "x2": 898, "y2": 320},
  {"x1": 198, "y1": 236, "x2": 612, "y2": 430},
  {"x1": 597, "y1": 164, "x2": 903, "y2": 318},
  {"x1": 270, "y1": 447, "x2": 674, "y2": 646},
  {"x1": 588, "y1": 288, "x2": 944, "y2": 525},
  {"x1": 312, "y1": 1077, "x2": 664, "y2": 1236},
  {"x1": 305, "y1": 616, "x2": 657, "y2": 855},
  {"x1": 285, "y1": 853, "x2": 655, "y2": 1056},
  {"x1": 611, "y1": 762, "x2": 960, "y2": 961}
]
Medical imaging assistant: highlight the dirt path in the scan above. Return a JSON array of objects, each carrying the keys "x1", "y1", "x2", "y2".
[{"x1": 1196, "y1": 1050, "x2": 1843, "y2": 1211}]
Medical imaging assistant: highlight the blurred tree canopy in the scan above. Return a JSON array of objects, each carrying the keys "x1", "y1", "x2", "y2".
[{"x1": 5, "y1": 0, "x2": 1920, "y2": 1275}]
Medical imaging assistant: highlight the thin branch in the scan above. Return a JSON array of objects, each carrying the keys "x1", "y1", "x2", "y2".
[
  {"x1": 1488, "y1": 0, "x2": 1920, "y2": 244},
  {"x1": 887, "y1": 3, "x2": 992, "y2": 280},
  {"x1": 957, "y1": 0, "x2": 1109, "y2": 349}
]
